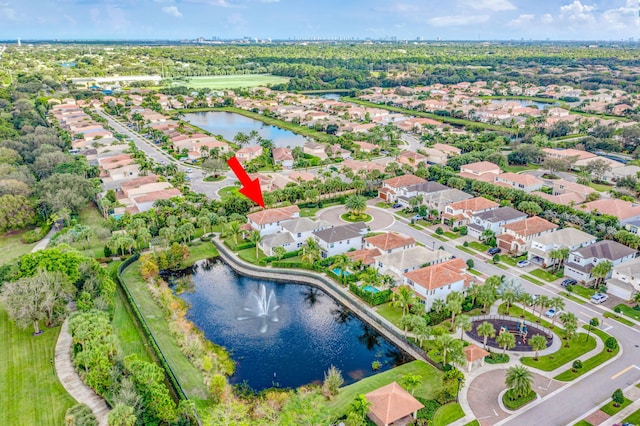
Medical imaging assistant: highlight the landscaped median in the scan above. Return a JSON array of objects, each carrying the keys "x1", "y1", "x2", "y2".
[{"x1": 554, "y1": 327, "x2": 619, "y2": 381}]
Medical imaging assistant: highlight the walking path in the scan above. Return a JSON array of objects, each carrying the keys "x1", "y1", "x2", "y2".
[
  {"x1": 30, "y1": 225, "x2": 58, "y2": 252},
  {"x1": 55, "y1": 319, "x2": 110, "y2": 426}
]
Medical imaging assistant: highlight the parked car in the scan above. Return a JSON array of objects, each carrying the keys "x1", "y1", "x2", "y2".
[
  {"x1": 561, "y1": 278, "x2": 577, "y2": 288},
  {"x1": 392, "y1": 203, "x2": 403, "y2": 208},
  {"x1": 545, "y1": 308, "x2": 562, "y2": 318},
  {"x1": 516, "y1": 260, "x2": 531, "y2": 268},
  {"x1": 529, "y1": 295, "x2": 539, "y2": 306},
  {"x1": 590, "y1": 293, "x2": 609, "y2": 304},
  {"x1": 412, "y1": 215, "x2": 423, "y2": 220},
  {"x1": 487, "y1": 247, "x2": 501, "y2": 255},
  {"x1": 185, "y1": 168, "x2": 193, "y2": 173}
]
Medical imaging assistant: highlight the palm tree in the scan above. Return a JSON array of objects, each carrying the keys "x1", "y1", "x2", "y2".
[
  {"x1": 223, "y1": 221, "x2": 242, "y2": 245},
  {"x1": 455, "y1": 314, "x2": 472, "y2": 340},
  {"x1": 505, "y1": 365, "x2": 534, "y2": 398},
  {"x1": 496, "y1": 330, "x2": 516, "y2": 355},
  {"x1": 401, "y1": 374, "x2": 423, "y2": 396},
  {"x1": 550, "y1": 297, "x2": 565, "y2": 327},
  {"x1": 477, "y1": 321, "x2": 496, "y2": 350},
  {"x1": 519, "y1": 293, "x2": 534, "y2": 313},
  {"x1": 301, "y1": 238, "x2": 322, "y2": 265},
  {"x1": 233, "y1": 132, "x2": 249, "y2": 147},
  {"x1": 350, "y1": 394, "x2": 371, "y2": 423},
  {"x1": 392, "y1": 285, "x2": 416, "y2": 317},
  {"x1": 446, "y1": 291, "x2": 465, "y2": 329},
  {"x1": 529, "y1": 334, "x2": 547, "y2": 361},
  {"x1": 536, "y1": 295, "x2": 551, "y2": 321},
  {"x1": 345, "y1": 194, "x2": 367, "y2": 218},
  {"x1": 414, "y1": 322, "x2": 432, "y2": 348},
  {"x1": 249, "y1": 230, "x2": 262, "y2": 259},
  {"x1": 480, "y1": 229, "x2": 495, "y2": 244},
  {"x1": 591, "y1": 260, "x2": 613, "y2": 289},
  {"x1": 331, "y1": 254, "x2": 352, "y2": 284},
  {"x1": 197, "y1": 215, "x2": 211, "y2": 236},
  {"x1": 560, "y1": 312, "x2": 579, "y2": 346},
  {"x1": 502, "y1": 290, "x2": 517, "y2": 315},
  {"x1": 362, "y1": 267, "x2": 381, "y2": 290},
  {"x1": 436, "y1": 333, "x2": 455, "y2": 365}
]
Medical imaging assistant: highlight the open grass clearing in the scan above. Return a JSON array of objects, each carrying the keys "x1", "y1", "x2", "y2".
[
  {"x1": 0, "y1": 307, "x2": 75, "y2": 426},
  {"x1": 600, "y1": 397, "x2": 632, "y2": 415},
  {"x1": 432, "y1": 403, "x2": 465, "y2": 426},
  {"x1": 588, "y1": 182, "x2": 614, "y2": 192},
  {"x1": 603, "y1": 312, "x2": 635, "y2": 327},
  {"x1": 171, "y1": 74, "x2": 290, "y2": 89},
  {"x1": 218, "y1": 185, "x2": 240, "y2": 199},
  {"x1": 326, "y1": 360, "x2": 443, "y2": 417},
  {"x1": 614, "y1": 304, "x2": 640, "y2": 322},
  {"x1": 554, "y1": 326, "x2": 618, "y2": 381},
  {"x1": 529, "y1": 268, "x2": 561, "y2": 283},
  {"x1": 375, "y1": 303, "x2": 403, "y2": 329},
  {"x1": 112, "y1": 287, "x2": 154, "y2": 363},
  {"x1": 0, "y1": 228, "x2": 38, "y2": 266}
]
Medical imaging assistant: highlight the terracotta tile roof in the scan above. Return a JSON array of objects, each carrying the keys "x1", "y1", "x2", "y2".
[
  {"x1": 398, "y1": 150, "x2": 427, "y2": 162},
  {"x1": 382, "y1": 174, "x2": 426, "y2": 189},
  {"x1": 583, "y1": 199, "x2": 640, "y2": 221},
  {"x1": 447, "y1": 196, "x2": 499, "y2": 212},
  {"x1": 365, "y1": 232, "x2": 415, "y2": 251},
  {"x1": 403, "y1": 258, "x2": 468, "y2": 290},
  {"x1": 272, "y1": 147, "x2": 293, "y2": 161},
  {"x1": 247, "y1": 205, "x2": 300, "y2": 225},
  {"x1": 365, "y1": 382, "x2": 424, "y2": 426},
  {"x1": 120, "y1": 174, "x2": 160, "y2": 190},
  {"x1": 460, "y1": 161, "x2": 501, "y2": 174},
  {"x1": 457, "y1": 171, "x2": 497, "y2": 183},
  {"x1": 346, "y1": 248, "x2": 382, "y2": 266},
  {"x1": 533, "y1": 191, "x2": 585, "y2": 205},
  {"x1": 543, "y1": 148, "x2": 596, "y2": 161},
  {"x1": 495, "y1": 172, "x2": 543, "y2": 186},
  {"x1": 464, "y1": 344, "x2": 490, "y2": 362},
  {"x1": 503, "y1": 216, "x2": 558, "y2": 237},
  {"x1": 132, "y1": 188, "x2": 182, "y2": 203}
]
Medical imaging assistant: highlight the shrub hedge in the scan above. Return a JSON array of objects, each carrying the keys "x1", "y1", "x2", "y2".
[{"x1": 349, "y1": 283, "x2": 392, "y2": 306}]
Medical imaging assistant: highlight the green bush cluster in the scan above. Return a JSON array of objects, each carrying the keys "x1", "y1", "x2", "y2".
[
  {"x1": 349, "y1": 283, "x2": 392, "y2": 306},
  {"x1": 270, "y1": 260, "x2": 314, "y2": 270},
  {"x1": 416, "y1": 397, "x2": 442, "y2": 420},
  {"x1": 20, "y1": 223, "x2": 52, "y2": 243},
  {"x1": 258, "y1": 249, "x2": 302, "y2": 266}
]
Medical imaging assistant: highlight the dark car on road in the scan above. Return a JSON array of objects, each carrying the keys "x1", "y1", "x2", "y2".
[{"x1": 487, "y1": 247, "x2": 501, "y2": 255}]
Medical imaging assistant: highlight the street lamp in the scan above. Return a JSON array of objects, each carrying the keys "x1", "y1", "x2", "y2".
[{"x1": 456, "y1": 377, "x2": 462, "y2": 402}]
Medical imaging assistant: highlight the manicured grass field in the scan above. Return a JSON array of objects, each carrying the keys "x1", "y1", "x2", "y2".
[
  {"x1": 623, "y1": 407, "x2": 640, "y2": 424},
  {"x1": 499, "y1": 254, "x2": 527, "y2": 267},
  {"x1": 559, "y1": 291, "x2": 586, "y2": 305},
  {"x1": 569, "y1": 285, "x2": 596, "y2": 299},
  {"x1": 432, "y1": 403, "x2": 465, "y2": 426},
  {"x1": 588, "y1": 182, "x2": 613, "y2": 192},
  {"x1": 120, "y1": 262, "x2": 209, "y2": 400},
  {"x1": 572, "y1": 420, "x2": 593, "y2": 426},
  {"x1": 443, "y1": 231, "x2": 459, "y2": 239},
  {"x1": 554, "y1": 327, "x2": 618, "y2": 381},
  {"x1": 600, "y1": 397, "x2": 632, "y2": 415},
  {"x1": 614, "y1": 304, "x2": 640, "y2": 321},
  {"x1": 218, "y1": 185, "x2": 240, "y2": 199},
  {"x1": 0, "y1": 228, "x2": 38, "y2": 265},
  {"x1": 237, "y1": 247, "x2": 266, "y2": 265},
  {"x1": 464, "y1": 421, "x2": 481, "y2": 426},
  {"x1": 173, "y1": 74, "x2": 290, "y2": 89},
  {"x1": 604, "y1": 312, "x2": 635, "y2": 327},
  {"x1": 112, "y1": 288, "x2": 154, "y2": 363},
  {"x1": 375, "y1": 303, "x2": 403, "y2": 329},
  {"x1": 0, "y1": 307, "x2": 75, "y2": 426},
  {"x1": 521, "y1": 333, "x2": 596, "y2": 371},
  {"x1": 503, "y1": 164, "x2": 540, "y2": 173},
  {"x1": 183, "y1": 241, "x2": 219, "y2": 266},
  {"x1": 529, "y1": 268, "x2": 561, "y2": 283},
  {"x1": 326, "y1": 360, "x2": 443, "y2": 417},
  {"x1": 467, "y1": 241, "x2": 490, "y2": 252}
]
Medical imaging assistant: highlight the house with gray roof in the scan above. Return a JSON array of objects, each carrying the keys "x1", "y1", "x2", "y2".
[
  {"x1": 281, "y1": 217, "x2": 331, "y2": 247},
  {"x1": 468, "y1": 207, "x2": 528, "y2": 238},
  {"x1": 313, "y1": 222, "x2": 368, "y2": 258},
  {"x1": 565, "y1": 240, "x2": 636, "y2": 285},
  {"x1": 259, "y1": 232, "x2": 296, "y2": 257},
  {"x1": 606, "y1": 256, "x2": 640, "y2": 300},
  {"x1": 527, "y1": 228, "x2": 596, "y2": 268},
  {"x1": 422, "y1": 188, "x2": 473, "y2": 215},
  {"x1": 396, "y1": 181, "x2": 449, "y2": 207}
]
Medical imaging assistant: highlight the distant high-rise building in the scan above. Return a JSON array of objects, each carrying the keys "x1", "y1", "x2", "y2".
[{"x1": 17, "y1": 38, "x2": 21, "y2": 47}]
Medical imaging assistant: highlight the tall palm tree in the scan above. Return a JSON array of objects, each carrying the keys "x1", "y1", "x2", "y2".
[
  {"x1": 223, "y1": 221, "x2": 242, "y2": 245},
  {"x1": 496, "y1": 330, "x2": 516, "y2": 355},
  {"x1": 392, "y1": 285, "x2": 416, "y2": 317},
  {"x1": 249, "y1": 230, "x2": 262, "y2": 259},
  {"x1": 401, "y1": 374, "x2": 423, "y2": 396},
  {"x1": 505, "y1": 365, "x2": 534, "y2": 398},
  {"x1": 331, "y1": 254, "x2": 352, "y2": 285},
  {"x1": 345, "y1": 194, "x2": 367, "y2": 218},
  {"x1": 301, "y1": 238, "x2": 321, "y2": 265},
  {"x1": 591, "y1": 260, "x2": 613, "y2": 289},
  {"x1": 350, "y1": 394, "x2": 371, "y2": 423},
  {"x1": 502, "y1": 290, "x2": 517, "y2": 315},
  {"x1": 477, "y1": 321, "x2": 496, "y2": 350},
  {"x1": 550, "y1": 297, "x2": 565, "y2": 327},
  {"x1": 529, "y1": 334, "x2": 547, "y2": 361},
  {"x1": 436, "y1": 334, "x2": 455, "y2": 365},
  {"x1": 362, "y1": 267, "x2": 381, "y2": 290},
  {"x1": 446, "y1": 291, "x2": 465, "y2": 329},
  {"x1": 536, "y1": 295, "x2": 552, "y2": 321},
  {"x1": 455, "y1": 314, "x2": 473, "y2": 340}
]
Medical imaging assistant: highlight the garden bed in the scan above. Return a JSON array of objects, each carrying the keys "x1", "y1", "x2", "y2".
[
  {"x1": 502, "y1": 389, "x2": 537, "y2": 410},
  {"x1": 341, "y1": 213, "x2": 372, "y2": 223}
]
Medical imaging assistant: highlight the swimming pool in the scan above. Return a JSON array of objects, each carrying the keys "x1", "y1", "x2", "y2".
[{"x1": 362, "y1": 285, "x2": 380, "y2": 293}]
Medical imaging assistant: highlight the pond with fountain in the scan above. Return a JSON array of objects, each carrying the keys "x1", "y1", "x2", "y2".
[{"x1": 165, "y1": 258, "x2": 410, "y2": 391}]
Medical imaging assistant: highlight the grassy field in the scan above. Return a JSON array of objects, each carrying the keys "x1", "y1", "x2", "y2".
[
  {"x1": 120, "y1": 262, "x2": 209, "y2": 400},
  {"x1": 75, "y1": 205, "x2": 111, "y2": 258},
  {"x1": 0, "y1": 307, "x2": 75, "y2": 426},
  {"x1": 0, "y1": 228, "x2": 38, "y2": 265},
  {"x1": 570, "y1": 285, "x2": 596, "y2": 299},
  {"x1": 503, "y1": 164, "x2": 540, "y2": 173},
  {"x1": 554, "y1": 327, "x2": 618, "y2": 381},
  {"x1": 326, "y1": 360, "x2": 443, "y2": 417},
  {"x1": 375, "y1": 303, "x2": 403, "y2": 329},
  {"x1": 112, "y1": 288, "x2": 154, "y2": 363},
  {"x1": 432, "y1": 403, "x2": 465, "y2": 426},
  {"x1": 468, "y1": 241, "x2": 490, "y2": 252},
  {"x1": 218, "y1": 185, "x2": 240, "y2": 199},
  {"x1": 171, "y1": 74, "x2": 289, "y2": 89},
  {"x1": 183, "y1": 241, "x2": 219, "y2": 265},
  {"x1": 588, "y1": 182, "x2": 614, "y2": 192},
  {"x1": 521, "y1": 332, "x2": 596, "y2": 371},
  {"x1": 614, "y1": 304, "x2": 640, "y2": 322}
]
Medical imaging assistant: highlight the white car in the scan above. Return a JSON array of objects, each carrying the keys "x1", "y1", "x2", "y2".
[
  {"x1": 516, "y1": 260, "x2": 531, "y2": 268},
  {"x1": 590, "y1": 293, "x2": 609, "y2": 304},
  {"x1": 185, "y1": 168, "x2": 193, "y2": 173},
  {"x1": 545, "y1": 308, "x2": 563, "y2": 318}
]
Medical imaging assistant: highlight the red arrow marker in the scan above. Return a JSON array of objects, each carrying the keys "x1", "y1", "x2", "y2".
[{"x1": 227, "y1": 156, "x2": 265, "y2": 208}]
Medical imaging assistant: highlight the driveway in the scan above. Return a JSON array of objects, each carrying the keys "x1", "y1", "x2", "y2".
[{"x1": 316, "y1": 205, "x2": 394, "y2": 231}]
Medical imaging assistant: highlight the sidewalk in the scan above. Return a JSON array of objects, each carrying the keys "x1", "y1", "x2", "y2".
[{"x1": 599, "y1": 384, "x2": 640, "y2": 426}]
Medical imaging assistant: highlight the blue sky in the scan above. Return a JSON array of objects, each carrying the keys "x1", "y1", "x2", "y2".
[{"x1": 0, "y1": 0, "x2": 638, "y2": 40}]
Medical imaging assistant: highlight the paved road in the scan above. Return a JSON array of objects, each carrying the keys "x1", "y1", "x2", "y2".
[
  {"x1": 317, "y1": 202, "x2": 640, "y2": 425},
  {"x1": 400, "y1": 134, "x2": 423, "y2": 152}
]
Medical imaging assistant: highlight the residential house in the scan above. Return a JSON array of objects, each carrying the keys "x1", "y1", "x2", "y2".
[
  {"x1": 303, "y1": 141, "x2": 328, "y2": 159},
  {"x1": 364, "y1": 232, "x2": 415, "y2": 254},
  {"x1": 582, "y1": 199, "x2": 640, "y2": 223},
  {"x1": 342, "y1": 159, "x2": 386, "y2": 174},
  {"x1": 625, "y1": 219, "x2": 640, "y2": 235},
  {"x1": 346, "y1": 248, "x2": 382, "y2": 267},
  {"x1": 551, "y1": 179, "x2": 595, "y2": 201},
  {"x1": 421, "y1": 148, "x2": 448, "y2": 165},
  {"x1": 326, "y1": 145, "x2": 351, "y2": 159},
  {"x1": 606, "y1": 257, "x2": 640, "y2": 300},
  {"x1": 280, "y1": 217, "x2": 331, "y2": 248},
  {"x1": 605, "y1": 165, "x2": 640, "y2": 183},
  {"x1": 272, "y1": 147, "x2": 294, "y2": 169},
  {"x1": 395, "y1": 181, "x2": 449, "y2": 207},
  {"x1": 458, "y1": 161, "x2": 501, "y2": 182},
  {"x1": 533, "y1": 191, "x2": 586, "y2": 206},
  {"x1": 236, "y1": 145, "x2": 264, "y2": 163},
  {"x1": 313, "y1": 222, "x2": 368, "y2": 258},
  {"x1": 259, "y1": 232, "x2": 296, "y2": 257},
  {"x1": 378, "y1": 174, "x2": 427, "y2": 203},
  {"x1": 494, "y1": 173, "x2": 543, "y2": 193},
  {"x1": 247, "y1": 205, "x2": 300, "y2": 236},
  {"x1": 527, "y1": 228, "x2": 597, "y2": 267},
  {"x1": 403, "y1": 258, "x2": 472, "y2": 311},
  {"x1": 354, "y1": 141, "x2": 378, "y2": 153},
  {"x1": 397, "y1": 151, "x2": 427, "y2": 169},
  {"x1": 375, "y1": 247, "x2": 453, "y2": 284},
  {"x1": 131, "y1": 188, "x2": 182, "y2": 213},
  {"x1": 432, "y1": 143, "x2": 461, "y2": 157},
  {"x1": 565, "y1": 240, "x2": 636, "y2": 285},
  {"x1": 498, "y1": 217, "x2": 559, "y2": 255},
  {"x1": 442, "y1": 197, "x2": 500, "y2": 228},
  {"x1": 423, "y1": 188, "x2": 473, "y2": 215},
  {"x1": 468, "y1": 207, "x2": 528, "y2": 238}
]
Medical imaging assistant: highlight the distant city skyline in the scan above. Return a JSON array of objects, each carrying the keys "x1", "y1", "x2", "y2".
[{"x1": 0, "y1": 0, "x2": 638, "y2": 41}]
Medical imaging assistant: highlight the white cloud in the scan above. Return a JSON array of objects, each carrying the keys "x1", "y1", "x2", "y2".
[
  {"x1": 162, "y1": 5, "x2": 182, "y2": 17},
  {"x1": 601, "y1": 3, "x2": 638, "y2": 31},
  {"x1": 428, "y1": 14, "x2": 490, "y2": 27},
  {"x1": 541, "y1": 13, "x2": 554, "y2": 24},
  {"x1": 508, "y1": 14, "x2": 534, "y2": 27},
  {"x1": 464, "y1": 0, "x2": 515, "y2": 12},
  {"x1": 560, "y1": 1, "x2": 596, "y2": 24},
  {"x1": 186, "y1": 0, "x2": 242, "y2": 7},
  {"x1": 0, "y1": 1, "x2": 16, "y2": 20}
]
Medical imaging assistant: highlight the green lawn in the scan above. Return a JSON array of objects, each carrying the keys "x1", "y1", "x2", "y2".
[
  {"x1": 521, "y1": 334, "x2": 597, "y2": 371},
  {"x1": 572, "y1": 421, "x2": 593, "y2": 426},
  {"x1": 600, "y1": 397, "x2": 632, "y2": 415},
  {"x1": 499, "y1": 254, "x2": 527, "y2": 267},
  {"x1": 529, "y1": 268, "x2": 561, "y2": 283},
  {"x1": 588, "y1": 182, "x2": 613, "y2": 192},
  {"x1": 120, "y1": 263, "x2": 209, "y2": 400},
  {"x1": 237, "y1": 247, "x2": 266, "y2": 265},
  {"x1": 172, "y1": 74, "x2": 290, "y2": 89},
  {"x1": 326, "y1": 361, "x2": 443, "y2": 417},
  {"x1": 604, "y1": 312, "x2": 635, "y2": 327},
  {"x1": 218, "y1": 185, "x2": 240, "y2": 199},
  {"x1": 74, "y1": 205, "x2": 112, "y2": 258},
  {"x1": 300, "y1": 207, "x2": 320, "y2": 217},
  {"x1": 0, "y1": 228, "x2": 38, "y2": 265},
  {"x1": 623, "y1": 407, "x2": 640, "y2": 424},
  {"x1": 112, "y1": 288, "x2": 154, "y2": 363},
  {"x1": 554, "y1": 327, "x2": 619, "y2": 381},
  {"x1": 614, "y1": 304, "x2": 640, "y2": 322},
  {"x1": 456, "y1": 246, "x2": 476, "y2": 256},
  {"x1": 503, "y1": 164, "x2": 540, "y2": 173},
  {"x1": 464, "y1": 421, "x2": 481, "y2": 426},
  {"x1": 0, "y1": 307, "x2": 75, "y2": 426},
  {"x1": 375, "y1": 202, "x2": 391, "y2": 209},
  {"x1": 468, "y1": 241, "x2": 490, "y2": 252},
  {"x1": 432, "y1": 403, "x2": 465, "y2": 426},
  {"x1": 183, "y1": 241, "x2": 219, "y2": 266},
  {"x1": 375, "y1": 303, "x2": 403, "y2": 329},
  {"x1": 570, "y1": 285, "x2": 596, "y2": 299},
  {"x1": 443, "y1": 231, "x2": 459, "y2": 239},
  {"x1": 559, "y1": 292, "x2": 586, "y2": 305},
  {"x1": 467, "y1": 269, "x2": 482, "y2": 276}
]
